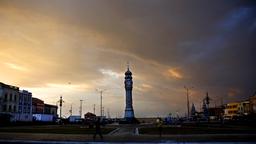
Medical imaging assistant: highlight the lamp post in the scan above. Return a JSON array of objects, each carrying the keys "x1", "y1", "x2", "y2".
[
  {"x1": 96, "y1": 89, "x2": 107, "y2": 117},
  {"x1": 184, "y1": 86, "x2": 193, "y2": 120},
  {"x1": 57, "y1": 96, "x2": 64, "y2": 118}
]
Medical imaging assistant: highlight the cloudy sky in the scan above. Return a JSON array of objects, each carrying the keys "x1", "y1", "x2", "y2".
[{"x1": 0, "y1": 0, "x2": 255, "y2": 118}]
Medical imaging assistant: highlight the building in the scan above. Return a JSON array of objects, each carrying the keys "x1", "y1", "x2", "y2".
[
  {"x1": 33, "y1": 114, "x2": 55, "y2": 122},
  {"x1": 44, "y1": 104, "x2": 58, "y2": 119},
  {"x1": 124, "y1": 65, "x2": 135, "y2": 121},
  {"x1": 224, "y1": 102, "x2": 240, "y2": 120},
  {"x1": 32, "y1": 98, "x2": 44, "y2": 114},
  {"x1": 18, "y1": 90, "x2": 32, "y2": 121},
  {"x1": 68, "y1": 115, "x2": 81, "y2": 123},
  {"x1": 249, "y1": 93, "x2": 256, "y2": 115},
  {"x1": 84, "y1": 112, "x2": 96, "y2": 121},
  {"x1": 208, "y1": 107, "x2": 224, "y2": 120},
  {"x1": 32, "y1": 98, "x2": 58, "y2": 122},
  {"x1": 238, "y1": 101, "x2": 250, "y2": 116},
  {"x1": 0, "y1": 82, "x2": 19, "y2": 121}
]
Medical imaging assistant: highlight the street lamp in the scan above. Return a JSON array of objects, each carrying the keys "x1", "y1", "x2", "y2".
[
  {"x1": 184, "y1": 86, "x2": 193, "y2": 120},
  {"x1": 96, "y1": 88, "x2": 107, "y2": 117}
]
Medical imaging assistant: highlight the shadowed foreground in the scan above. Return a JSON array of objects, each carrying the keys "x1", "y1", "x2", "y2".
[
  {"x1": 0, "y1": 124, "x2": 256, "y2": 143},
  {"x1": 0, "y1": 133, "x2": 256, "y2": 143}
]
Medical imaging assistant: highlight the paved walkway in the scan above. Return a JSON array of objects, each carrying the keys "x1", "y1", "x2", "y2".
[{"x1": 108, "y1": 125, "x2": 139, "y2": 136}]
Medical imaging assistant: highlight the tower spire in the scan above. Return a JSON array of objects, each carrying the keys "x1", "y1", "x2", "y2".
[{"x1": 127, "y1": 61, "x2": 130, "y2": 70}]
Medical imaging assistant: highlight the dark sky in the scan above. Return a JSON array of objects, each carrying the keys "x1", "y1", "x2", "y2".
[{"x1": 0, "y1": 0, "x2": 255, "y2": 117}]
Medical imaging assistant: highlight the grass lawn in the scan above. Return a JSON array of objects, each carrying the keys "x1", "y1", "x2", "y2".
[
  {"x1": 0, "y1": 125, "x2": 115, "y2": 134},
  {"x1": 139, "y1": 125, "x2": 256, "y2": 135}
]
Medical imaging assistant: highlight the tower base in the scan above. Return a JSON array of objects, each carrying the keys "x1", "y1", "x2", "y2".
[
  {"x1": 119, "y1": 117, "x2": 140, "y2": 124},
  {"x1": 124, "y1": 109, "x2": 134, "y2": 118}
]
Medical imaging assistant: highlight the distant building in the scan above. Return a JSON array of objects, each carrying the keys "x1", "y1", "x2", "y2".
[
  {"x1": 18, "y1": 90, "x2": 32, "y2": 121},
  {"x1": 224, "y1": 102, "x2": 240, "y2": 120},
  {"x1": 44, "y1": 104, "x2": 57, "y2": 116},
  {"x1": 68, "y1": 115, "x2": 81, "y2": 123},
  {"x1": 238, "y1": 101, "x2": 250, "y2": 116},
  {"x1": 44, "y1": 104, "x2": 58, "y2": 120},
  {"x1": 84, "y1": 112, "x2": 96, "y2": 121},
  {"x1": 208, "y1": 107, "x2": 224, "y2": 120},
  {"x1": 32, "y1": 97, "x2": 58, "y2": 122},
  {"x1": 33, "y1": 114, "x2": 54, "y2": 122},
  {"x1": 32, "y1": 98, "x2": 44, "y2": 114},
  {"x1": 0, "y1": 82, "x2": 19, "y2": 121},
  {"x1": 249, "y1": 93, "x2": 256, "y2": 115}
]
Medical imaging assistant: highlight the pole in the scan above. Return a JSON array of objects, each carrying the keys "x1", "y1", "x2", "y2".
[
  {"x1": 102, "y1": 106, "x2": 104, "y2": 117},
  {"x1": 187, "y1": 88, "x2": 189, "y2": 119},
  {"x1": 70, "y1": 104, "x2": 73, "y2": 116},
  {"x1": 96, "y1": 89, "x2": 107, "y2": 118},
  {"x1": 79, "y1": 100, "x2": 83, "y2": 118},
  {"x1": 93, "y1": 104, "x2": 96, "y2": 115},
  {"x1": 100, "y1": 91, "x2": 103, "y2": 117},
  {"x1": 107, "y1": 108, "x2": 110, "y2": 119},
  {"x1": 184, "y1": 86, "x2": 193, "y2": 120},
  {"x1": 59, "y1": 96, "x2": 64, "y2": 118}
]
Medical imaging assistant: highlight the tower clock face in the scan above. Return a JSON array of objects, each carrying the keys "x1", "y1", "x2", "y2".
[{"x1": 126, "y1": 80, "x2": 132, "y2": 86}]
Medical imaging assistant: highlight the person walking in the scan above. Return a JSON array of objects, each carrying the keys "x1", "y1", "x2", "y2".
[
  {"x1": 93, "y1": 117, "x2": 103, "y2": 140},
  {"x1": 156, "y1": 118, "x2": 163, "y2": 137}
]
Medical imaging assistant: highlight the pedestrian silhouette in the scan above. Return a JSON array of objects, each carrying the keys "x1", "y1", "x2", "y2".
[
  {"x1": 156, "y1": 118, "x2": 163, "y2": 137},
  {"x1": 93, "y1": 117, "x2": 103, "y2": 140}
]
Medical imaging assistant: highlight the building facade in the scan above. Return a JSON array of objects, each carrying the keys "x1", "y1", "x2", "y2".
[
  {"x1": 238, "y1": 101, "x2": 250, "y2": 116},
  {"x1": 18, "y1": 90, "x2": 32, "y2": 121},
  {"x1": 44, "y1": 104, "x2": 58, "y2": 119},
  {"x1": 0, "y1": 82, "x2": 19, "y2": 121},
  {"x1": 32, "y1": 98, "x2": 44, "y2": 114},
  {"x1": 249, "y1": 93, "x2": 256, "y2": 115},
  {"x1": 32, "y1": 97, "x2": 58, "y2": 122},
  {"x1": 208, "y1": 107, "x2": 224, "y2": 120},
  {"x1": 224, "y1": 102, "x2": 239, "y2": 120}
]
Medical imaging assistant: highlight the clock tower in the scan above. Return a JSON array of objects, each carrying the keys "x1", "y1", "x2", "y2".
[{"x1": 124, "y1": 64, "x2": 135, "y2": 120}]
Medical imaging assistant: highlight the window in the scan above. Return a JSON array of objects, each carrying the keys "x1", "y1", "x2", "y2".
[
  {"x1": 9, "y1": 105, "x2": 12, "y2": 112},
  {"x1": 19, "y1": 106, "x2": 22, "y2": 113},
  {"x1": 3, "y1": 105, "x2": 6, "y2": 111},
  {"x1": 4, "y1": 93, "x2": 7, "y2": 102},
  {"x1": 10, "y1": 93, "x2": 13, "y2": 101}
]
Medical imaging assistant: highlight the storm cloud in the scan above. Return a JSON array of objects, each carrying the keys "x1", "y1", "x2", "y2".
[{"x1": 0, "y1": 0, "x2": 255, "y2": 117}]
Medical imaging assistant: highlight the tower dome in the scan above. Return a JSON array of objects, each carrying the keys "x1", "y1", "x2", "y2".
[
  {"x1": 125, "y1": 62, "x2": 132, "y2": 75},
  {"x1": 125, "y1": 68, "x2": 132, "y2": 75}
]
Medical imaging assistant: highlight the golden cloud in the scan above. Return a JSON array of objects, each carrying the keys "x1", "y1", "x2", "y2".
[{"x1": 166, "y1": 68, "x2": 183, "y2": 79}]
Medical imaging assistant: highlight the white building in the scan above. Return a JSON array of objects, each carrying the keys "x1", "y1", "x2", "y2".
[
  {"x1": 0, "y1": 82, "x2": 33, "y2": 122},
  {"x1": 0, "y1": 82, "x2": 20, "y2": 122},
  {"x1": 18, "y1": 90, "x2": 32, "y2": 121}
]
